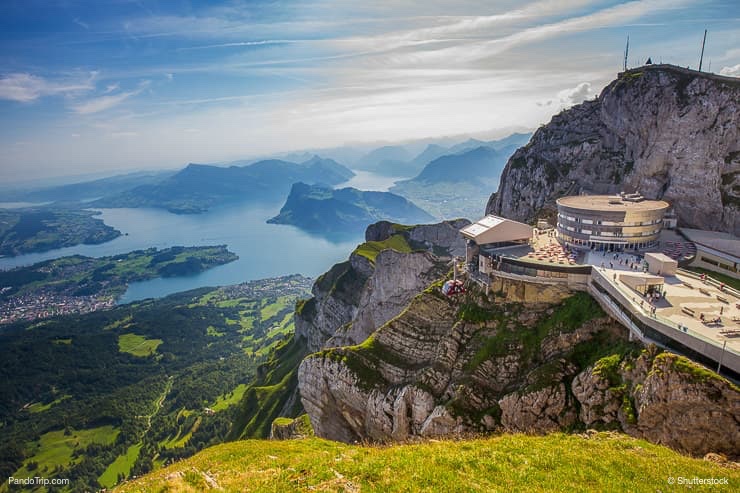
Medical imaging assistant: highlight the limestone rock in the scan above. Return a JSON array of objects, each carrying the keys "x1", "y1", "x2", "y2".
[
  {"x1": 499, "y1": 382, "x2": 577, "y2": 433},
  {"x1": 488, "y1": 65, "x2": 740, "y2": 234},
  {"x1": 296, "y1": 220, "x2": 468, "y2": 352},
  {"x1": 572, "y1": 349, "x2": 740, "y2": 457}
]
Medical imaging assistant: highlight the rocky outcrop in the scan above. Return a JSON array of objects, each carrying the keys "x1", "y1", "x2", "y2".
[
  {"x1": 300, "y1": 289, "x2": 616, "y2": 441},
  {"x1": 365, "y1": 219, "x2": 470, "y2": 257},
  {"x1": 299, "y1": 284, "x2": 740, "y2": 457},
  {"x1": 270, "y1": 414, "x2": 314, "y2": 440},
  {"x1": 573, "y1": 349, "x2": 740, "y2": 456},
  {"x1": 488, "y1": 65, "x2": 740, "y2": 234},
  {"x1": 295, "y1": 219, "x2": 469, "y2": 351}
]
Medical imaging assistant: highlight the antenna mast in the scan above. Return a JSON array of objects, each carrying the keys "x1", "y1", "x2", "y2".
[
  {"x1": 699, "y1": 29, "x2": 707, "y2": 71},
  {"x1": 623, "y1": 35, "x2": 630, "y2": 71}
]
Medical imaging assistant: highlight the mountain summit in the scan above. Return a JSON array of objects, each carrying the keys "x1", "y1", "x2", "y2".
[{"x1": 488, "y1": 64, "x2": 740, "y2": 233}]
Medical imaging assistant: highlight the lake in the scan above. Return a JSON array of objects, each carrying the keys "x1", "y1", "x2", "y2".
[{"x1": 0, "y1": 172, "x2": 402, "y2": 303}]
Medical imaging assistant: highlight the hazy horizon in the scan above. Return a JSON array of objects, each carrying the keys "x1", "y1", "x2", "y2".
[{"x1": 1, "y1": 0, "x2": 738, "y2": 183}]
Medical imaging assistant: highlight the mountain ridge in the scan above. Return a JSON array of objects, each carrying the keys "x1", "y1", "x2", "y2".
[{"x1": 92, "y1": 158, "x2": 355, "y2": 214}]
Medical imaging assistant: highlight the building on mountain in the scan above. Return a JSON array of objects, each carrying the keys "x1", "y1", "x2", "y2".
[
  {"x1": 681, "y1": 228, "x2": 740, "y2": 279},
  {"x1": 461, "y1": 215, "x2": 533, "y2": 274},
  {"x1": 556, "y1": 193, "x2": 670, "y2": 252}
]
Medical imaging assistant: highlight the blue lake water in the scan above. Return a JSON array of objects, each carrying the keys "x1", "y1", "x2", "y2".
[
  {"x1": 0, "y1": 203, "x2": 364, "y2": 304},
  {"x1": 0, "y1": 171, "x2": 406, "y2": 303}
]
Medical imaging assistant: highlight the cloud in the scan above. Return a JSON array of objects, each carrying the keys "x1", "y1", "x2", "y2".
[
  {"x1": 104, "y1": 83, "x2": 120, "y2": 93},
  {"x1": 178, "y1": 40, "x2": 300, "y2": 51},
  {"x1": 73, "y1": 18, "x2": 89, "y2": 30},
  {"x1": 558, "y1": 82, "x2": 593, "y2": 105},
  {"x1": 719, "y1": 64, "x2": 740, "y2": 77},
  {"x1": 0, "y1": 73, "x2": 94, "y2": 102},
  {"x1": 71, "y1": 81, "x2": 150, "y2": 114},
  {"x1": 71, "y1": 91, "x2": 140, "y2": 114},
  {"x1": 365, "y1": 0, "x2": 693, "y2": 68}
]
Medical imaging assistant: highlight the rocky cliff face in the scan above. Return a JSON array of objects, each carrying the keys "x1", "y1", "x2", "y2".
[
  {"x1": 295, "y1": 219, "x2": 469, "y2": 352},
  {"x1": 488, "y1": 65, "x2": 740, "y2": 234},
  {"x1": 298, "y1": 284, "x2": 740, "y2": 456}
]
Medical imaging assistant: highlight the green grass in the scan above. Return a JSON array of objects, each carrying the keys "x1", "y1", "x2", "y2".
[
  {"x1": 52, "y1": 337, "x2": 72, "y2": 345},
  {"x1": 98, "y1": 442, "x2": 143, "y2": 488},
  {"x1": 686, "y1": 267, "x2": 740, "y2": 291},
  {"x1": 211, "y1": 384, "x2": 248, "y2": 412},
  {"x1": 660, "y1": 353, "x2": 740, "y2": 392},
  {"x1": 26, "y1": 394, "x2": 71, "y2": 413},
  {"x1": 206, "y1": 325, "x2": 225, "y2": 337},
  {"x1": 118, "y1": 333, "x2": 163, "y2": 357},
  {"x1": 116, "y1": 433, "x2": 740, "y2": 492},
  {"x1": 161, "y1": 417, "x2": 202, "y2": 450},
  {"x1": 260, "y1": 296, "x2": 292, "y2": 322},
  {"x1": 353, "y1": 234, "x2": 413, "y2": 264},
  {"x1": 15, "y1": 425, "x2": 119, "y2": 477},
  {"x1": 236, "y1": 313, "x2": 255, "y2": 332}
]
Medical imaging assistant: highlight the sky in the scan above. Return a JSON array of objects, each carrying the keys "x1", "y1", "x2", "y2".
[{"x1": 0, "y1": 0, "x2": 738, "y2": 183}]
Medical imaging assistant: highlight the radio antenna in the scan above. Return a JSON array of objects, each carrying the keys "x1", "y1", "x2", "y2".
[{"x1": 623, "y1": 35, "x2": 630, "y2": 71}]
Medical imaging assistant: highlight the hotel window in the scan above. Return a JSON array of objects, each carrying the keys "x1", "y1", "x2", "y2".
[
  {"x1": 582, "y1": 229, "x2": 592, "y2": 235},
  {"x1": 582, "y1": 219, "x2": 593, "y2": 224}
]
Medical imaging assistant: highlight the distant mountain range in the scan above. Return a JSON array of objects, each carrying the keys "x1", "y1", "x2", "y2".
[
  {"x1": 1, "y1": 170, "x2": 175, "y2": 203},
  {"x1": 388, "y1": 134, "x2": 531, "y2": 220},
  {"x1": 267, "y1": 182, "x2": 434, "y2": 234},
  {"x1": 401, "y1": 146, "x2": 506, "y2": 186},
  {"x1": 92, "y1": 156, "x2": 355, "y2": 214},
  {"x1": 348, "y1": 132, "x2": 532, "y2": 178}
]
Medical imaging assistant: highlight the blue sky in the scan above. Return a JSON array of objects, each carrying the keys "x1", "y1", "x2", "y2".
[{"x1": 1, "y1": 0, "x2": 738, "y2": 183}]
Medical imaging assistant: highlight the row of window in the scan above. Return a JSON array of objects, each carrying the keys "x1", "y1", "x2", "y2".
[
  {"x1": 558, "y1": 232, "x2": 658, "y2": 250},
  {"x1": 557, "y1": 213, "x2": 662, "y2": 227},
  {"x1": 556, "y1": 223, "x2": 660, "y2": 238}
]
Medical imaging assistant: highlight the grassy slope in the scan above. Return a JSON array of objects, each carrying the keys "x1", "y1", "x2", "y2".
[
  {"x1": 353, "y1": 234, "x2": 413, "y2": 264},
  {"x1": 228, "y1": 334, "x2": 309, "y2": 440},
  {"x1": 116, "y1": 433, "x2": 739, "y2": 492}
]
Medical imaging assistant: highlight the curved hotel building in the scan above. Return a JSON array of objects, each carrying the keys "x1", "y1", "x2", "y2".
[{"x1": 556, "y1": 193, "x2": 670, "y2": 251}]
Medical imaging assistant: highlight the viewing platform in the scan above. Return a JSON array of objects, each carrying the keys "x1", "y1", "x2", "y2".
[{"x1": 461, "y1": 211, "x2": 740, "y2": 380}]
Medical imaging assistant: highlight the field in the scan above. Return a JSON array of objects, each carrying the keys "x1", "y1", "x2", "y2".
[
  {"x1": 211, "y1": 384, "x2": 248, "y2": 412},
  {"x1": 99, "y1": 442, "x2": 143, "y2": 489},
  {"x1": 13, "y1": 425, "x2": 119, "y2": 478},
  {"x1": 118, "y1": 333, "x2": 163, "y2": 357},
  {"x1": 115, "y1": 433, "x2": 740, "y2": 492}
]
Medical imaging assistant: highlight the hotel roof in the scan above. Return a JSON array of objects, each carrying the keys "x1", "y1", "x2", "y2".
[
  {"x1": 556, "y1": 195, "x2": 670, "y2": 212},
  {"x1": 461, "y1": 215, "x2": 533, "y2": 245}
]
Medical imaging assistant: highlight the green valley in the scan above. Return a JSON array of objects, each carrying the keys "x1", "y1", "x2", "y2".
[{"x1": 0, "y1": 275, "x2": 311, "y2": 492}]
